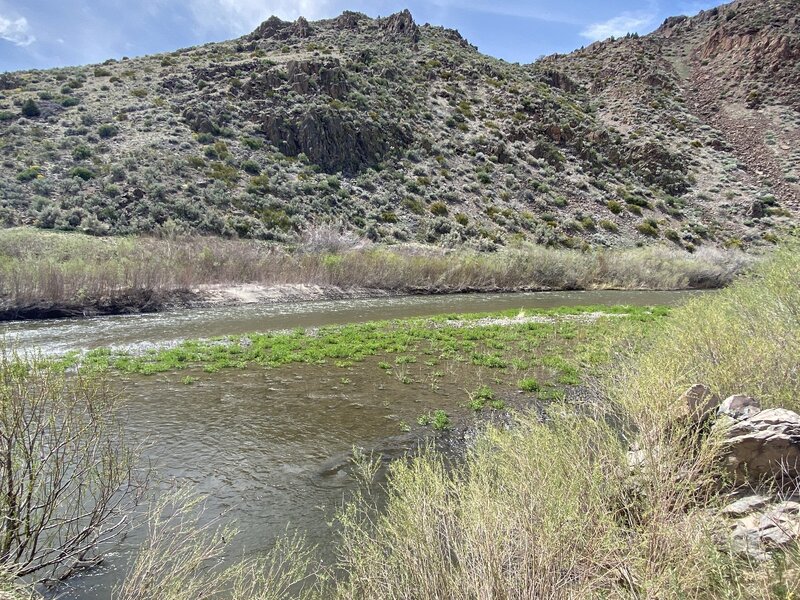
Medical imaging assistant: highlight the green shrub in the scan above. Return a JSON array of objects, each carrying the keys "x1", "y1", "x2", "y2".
[
  {"x1": 636, "y1": 219, "x2": 659, "y2": 237},
  {"x1": 241, "y1": 160, "x2": 260, "y2": 175},
  {"x1": 98, "y1": 124, "x2": 119, "y2": 139},
  {"x1": 69, "y1": 167, "x2": 95, "y2": 181},
  {"x1": 606, "y1": 200, "x2": 622, "y2": 214},
  {"x1": 16, "y1": 166, "x2": 42, "y2": 182},
  {"x1": 379, "y1": 211, "x2": 398, "y2": 224},
  {"x1": 429, "y1": 201, "x2": 448, "y2": 216},
  {"x1": 599, "y1": 219, "x2": 618, "y2": 232},
  {"x1": 208, "y1": 162, "x2": 239, "y2": 185},
  {"x1": 402, "y1": 197, "x2": 425, "y2": 215},
  {"x1": 242, "y1": 136, "x2": 263, "y2": 150},
  {"x1": 417, "y1": 409, "x2": 451, "y2": 430},
  {"x1": 467, "y1": 385, "x2": 495, "y2": 411},
  {"x1": 61, "y1": 97, "x2": 80, "y2": 107},
  {"x1": 21, "y1": 98, "x2": 40, "y2": 118},
  {"x1": 517, "y1": 377, "x2": 541, "y2": 392},
  {"x1": 72, "y1": 145, "x2": 92, "y2": 160}
]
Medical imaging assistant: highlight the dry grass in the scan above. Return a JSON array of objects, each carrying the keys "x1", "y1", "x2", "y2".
[
  {"x1": 0, "y1": 228, "x2": 752, "y2": 312},
  {"x1": 320, "y1": 245, "x2": 800, "y2": 599}
]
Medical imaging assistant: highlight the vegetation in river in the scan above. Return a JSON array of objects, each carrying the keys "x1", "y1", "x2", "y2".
[
  {"x1": 416, "y1": 410, "x2": 451, "y2": 431},
  {"x1": 83, "y1": 306, "x2": 670, "y2": 398},
  {"x1": 0, "y1": 227, "x2": 751, "y2": 319}
]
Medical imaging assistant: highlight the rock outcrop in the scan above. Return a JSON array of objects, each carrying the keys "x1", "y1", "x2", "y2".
[
  {"x1": 723, "y1": 495, "x2": 800, "y2": 560},
  {"x1": 630, "y1": 387, "x2": 800, "y2": 561},
  {"x1": 715, "y1": 400, "x2": 800, "y2": 487},
  {"x1": 261, "y1": 106, "x2": 410, "y2": 173},
  {"x1": 379, "y1": 10, "x2": 420, "y2": 42}
]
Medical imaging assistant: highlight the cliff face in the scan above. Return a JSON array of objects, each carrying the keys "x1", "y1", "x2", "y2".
[
  {"x1": 0, "y1": 2, "x2": 795, "y2": 249},
  {"x1": 545, "y1": 0, "x2": 800, "y2": 216}
]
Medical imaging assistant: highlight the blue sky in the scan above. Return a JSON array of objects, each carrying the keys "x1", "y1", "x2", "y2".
[{"x1": 1, "y1": 0, "x2": 722, "y2": 72}]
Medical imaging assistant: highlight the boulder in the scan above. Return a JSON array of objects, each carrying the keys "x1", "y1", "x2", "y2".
[
  {"x1": 717, "y1": 407, "x2": 800, "y2": 486},
  {"x1": 746, "y1": 199, "x2": 765, "y2": 218},
  {"x1": 718, "y1": 394, "x2": 761, "y2": 420},
  {"x1": 678, "y1": 383, "x2": 721, "y2": 423},
  {"x1": 727, "y1": 497, "x2": 800, "y2": 560}
]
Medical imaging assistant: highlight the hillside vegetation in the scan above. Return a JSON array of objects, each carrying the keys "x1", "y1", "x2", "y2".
[{"x1": 0, "y1": 1, "x2": 797, "y2": 251}]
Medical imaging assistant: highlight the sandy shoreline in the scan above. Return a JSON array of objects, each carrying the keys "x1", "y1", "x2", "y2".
[{"x1": 0, "y1": 284, "x2": 401, "y2": 321}]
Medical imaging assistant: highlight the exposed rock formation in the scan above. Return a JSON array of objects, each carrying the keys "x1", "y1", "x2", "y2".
[
  {"x1": 261, "y1": 107, "x2": 410, "y2": 173},
  {"x1": 379, "y1": 9, "x2": 420, "y2": 42},
  {"x1": 724, "y1": 495, "x2": 800, "y2": 560},
  {"x1": 716, "y1": 403, "x2": 800, "y2": 487}
]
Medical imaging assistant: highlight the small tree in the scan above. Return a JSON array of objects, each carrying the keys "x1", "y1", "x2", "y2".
[
  {"x1": 20, "y1": 99, "x2": 40, "y2": 118},
  {"x1": 0, "y1": 353, "x2": 144, "y2": 581}
]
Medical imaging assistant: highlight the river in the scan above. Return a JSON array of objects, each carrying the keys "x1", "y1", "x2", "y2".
[{"x1": 1, "y1": 290, "x2": 698, "y2": 598}]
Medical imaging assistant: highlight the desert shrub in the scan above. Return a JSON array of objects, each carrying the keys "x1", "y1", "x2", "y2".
[
  {"x1": 98, "y1": 123, "x2": 119, "y2": 139},
  {"x1": 429, "y1": 201, "x2": 448, "y2": 216},
  {"x1": 242, "y1": 136, "x2": 263, "y2": 150},
  {"x1": 208, "y1": 162, "x2": 239, "y2": 185},
  {"x1": 637, "y1": 218, "x2": 659, "y2": 237},
  {"x1": 69, "y1": 166, "x2": 95, "y2": 180},
  {"x1": 16, "y1": 166, "x2": 42, "y2": 182},
  {"x1": 379, "y1": 211, "x2": 398, "y2": 224},
  {"x1": 20, "y1": 98, "x2": 40, "y2": 117},
  {"x1": 72, "y1": 144, "x2": 92, "y2": 160},
  {"x1": 402, "y1": 197, "x2": 425, "y2": 215},
  {"x1": 241, "y1": 159, "x2": 260, "y2": 175},
  {"x1": 599, "y1": 219, "x2": 618, "y2": 232}
]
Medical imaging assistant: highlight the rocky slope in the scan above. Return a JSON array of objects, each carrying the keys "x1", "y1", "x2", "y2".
[{"x1": 0, "y1": 1, "x2": 796, "y2": 250}]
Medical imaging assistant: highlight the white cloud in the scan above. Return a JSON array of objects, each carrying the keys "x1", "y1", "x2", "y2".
[
  {"x1": 184, "y1": 0, "x2": 333, "y2": 35},
  {"x1": 0, "y1": 13, "x2": 35, "y2": 46},
  {"x1": 580, "y1": 12, "x2": 654, "y2": 41}
]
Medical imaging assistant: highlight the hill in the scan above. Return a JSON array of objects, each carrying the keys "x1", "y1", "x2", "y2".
[{"x1": 0, "y1": 1, "x2": 797, "y2": 251}]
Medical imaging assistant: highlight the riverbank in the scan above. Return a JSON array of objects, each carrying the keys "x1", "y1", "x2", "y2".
[
  {"x1": 3, "y1": 246, "x2": 798, "y2": 599},
  {"x1": 0, "y1": 227, "x2": 752, "y2": 321}
]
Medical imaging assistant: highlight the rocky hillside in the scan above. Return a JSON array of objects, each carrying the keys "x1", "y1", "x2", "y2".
[{"x1": 0, "y1": 1, "x2": 796, "y2": 250}]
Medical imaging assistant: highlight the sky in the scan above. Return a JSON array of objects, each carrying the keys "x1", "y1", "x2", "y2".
[{"x1": 0, "y1": 0, "x2": 723, "y2": 72}]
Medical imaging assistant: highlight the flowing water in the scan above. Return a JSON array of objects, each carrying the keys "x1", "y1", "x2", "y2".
[{"x1": 1, "y1": 291, "x2": 699, "y2": 598}]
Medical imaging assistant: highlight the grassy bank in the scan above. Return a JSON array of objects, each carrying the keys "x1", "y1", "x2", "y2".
[
  {"x1": 323, "y1": 246, "x2": 800, "y2": 598},
  {"x1": 0, "y1": 227, "x2": 751, "y2": 319}
]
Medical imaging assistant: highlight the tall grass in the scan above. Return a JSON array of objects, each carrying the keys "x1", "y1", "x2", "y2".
[
  {"x1": 322, "y1": 245, "x2": 800, "y2": 598},
  {"x1": 0, "y1": 228, "x2": 751, "y2": 313}
]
